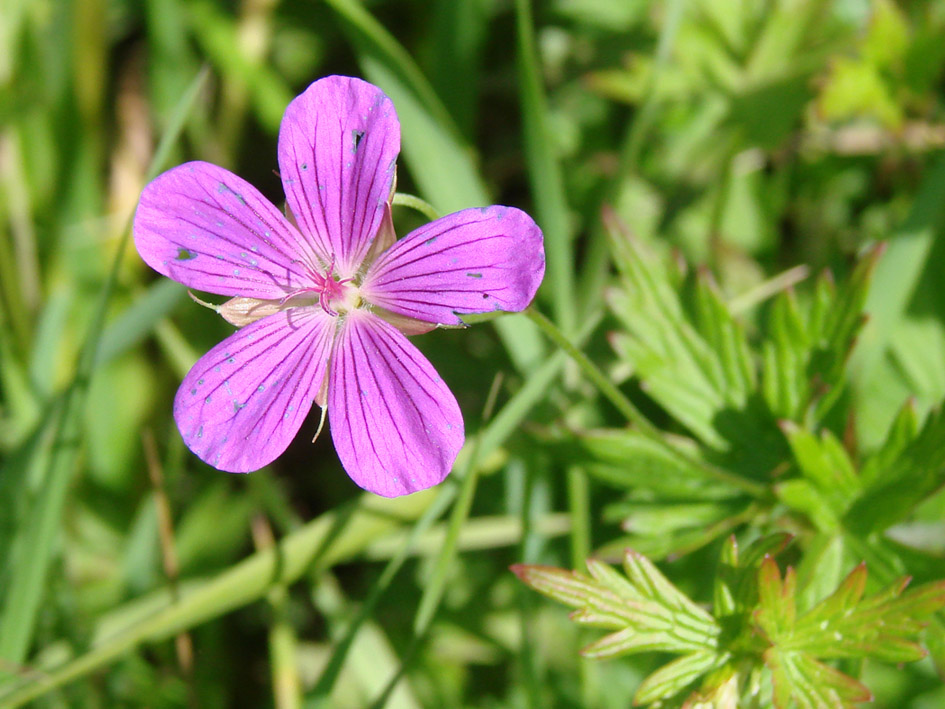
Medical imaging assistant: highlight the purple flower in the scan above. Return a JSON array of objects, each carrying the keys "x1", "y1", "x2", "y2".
[{"x1": 133, "y1": 76, "x2": 545, "y2": 497}]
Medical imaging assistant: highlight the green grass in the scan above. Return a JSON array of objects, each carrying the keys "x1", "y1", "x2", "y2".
[{"x1": 2, "y1": 0, "x2": 945, "y2": 706}]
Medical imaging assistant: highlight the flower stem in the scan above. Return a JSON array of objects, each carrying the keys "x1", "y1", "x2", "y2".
[
  {"x1": 392, "y1": 192, "x2": 440, "y2": 221},
  {"x1": 524, "y1": 307, "x2": 769, "y2": 499},
  {"x1": 525, "y1": 307, "x2": 651, "y2": 429}
]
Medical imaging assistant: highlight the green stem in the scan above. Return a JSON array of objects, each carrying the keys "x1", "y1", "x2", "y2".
[
  {"x1": 525, "y1": 308, "x2": 651, "y2": 429},
  {"x1": 566, "y1": 467, "x2": 591, "y2": 568},
  {"x1": 524, "y1": 308, "x2": 769, "y2": 499},
  {"x1": 391, "y1": 192, "x2": 440, "y2": 221},
  {"x1": 729, "y1": 264, "x2": 810, "y2": 315}
]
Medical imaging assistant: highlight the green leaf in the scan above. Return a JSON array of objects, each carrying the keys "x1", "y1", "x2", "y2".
[
  {"x1": 606, "y1": 218, "x2": 786, "y2": 472},
  {"x1": 780, "y1": 422, "x2": 860, "y2": 513},
  {"x1": 794, "y1": 532, "x2": 846, "y2": 613},
  {"x1": 0, "y1": 67, "x2": 210, "y2": 680},
  {"x1": 187, "y1": 0, "x2": 293, "y2": 132},
  {"x1": 715, "y1": 533, "x2": 794, "y2": 622},
  {"x1": 622, "y1": 550, "x2": 717, "y2": 627},
  {"x1": 852, "y1": 154, "x2": 945, "y2": 441},
  {"x1": 596, "y1": 510, "x2": 747, "y2": 563},
  {"x1": 761, "y1": 292, "x2": 806, "y2": 420},
  {"x1": 756, "y1": 556, "x2": 798, "y2": 639},
  {"x1": 572, "y1": 429, "x2": 740, "y2": 498},
  {"x1": 859, "y1": 400, "x2": 918, "y2": 488},
  {"x1": 845, "y1": 406, "x2": 945, "y2": 534},
  {"x1": 605, "y1": 216, "x2": 886, "y2": 492},
  {"x1": 765, "y1": 647, "x2": 872, "y2": 709},
  {"x1": 599, "y1": 497, "x2": 756, "y2": 562},
  {"x1": 754, "y1": 555, "x2": 945, "y2": 708},
  {"x1": 0, "y1": 490, "x2": 439, "y2": 706},
  {"x1": 94, "y1": 280, "x2": 186, "y2": 366},
  {"x1": 512, "y1": 549, "x2": 721, "y2": 659},
  {"x1": 690, "y1": 269, "x2": 755, "y2": 401},
  {"x1": 633, "y1": 649, "x2": 730, "y2": 706}
]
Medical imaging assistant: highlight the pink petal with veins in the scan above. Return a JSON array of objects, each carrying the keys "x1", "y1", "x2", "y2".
[
  {"x1": 327, "y1": 309, "x2": 463, "y2": 497},
  {"x1": 361, "y1": 205, "x2": 544, "y2": 325},
  {"x1": 175, "y1": 307, "x2": 334, "y2": 472},
  {"x1": 134, "y1": 161, "x2": 314, "y2": 298},
  {"x1": 278, "y1": 76, "x2": 400, "y2": 278}
]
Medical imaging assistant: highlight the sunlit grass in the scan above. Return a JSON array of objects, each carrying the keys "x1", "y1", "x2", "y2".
[{"x1": 2, "y1": 0, "x2": 945, "y2": 706}]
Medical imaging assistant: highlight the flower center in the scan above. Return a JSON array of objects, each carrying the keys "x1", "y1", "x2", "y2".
[{"x1": 282, "y1": 259, "x2": 361, "y2": 317}]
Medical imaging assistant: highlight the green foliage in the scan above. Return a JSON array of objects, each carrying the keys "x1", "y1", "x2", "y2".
[
  {"x1": 537, "y1": 206, "x2": 945, "y2": 704},
  {"x1": 515, "y1": 540, "x2": 945, "y2": 707},
  {"x1": 4, "y1": 0, "x2": 945, "y2": 706}
]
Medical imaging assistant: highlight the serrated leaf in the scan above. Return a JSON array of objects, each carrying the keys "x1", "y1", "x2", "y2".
[
  {"x1": 606, "y1": 228, "x2": 792, "y2": 478},
  {"x1": 581, "y1": 627, "x2": 680, "y2": 658},
  {"x1": 716, "y1": 533, "x2": 794, "y2": 617},
  {"x1": 781, "y1": 423, "x2": 860, "y2": 511},
  {"x1": 760, "y1": 248, "x2": 881, "y2": 428},
  {"x1": 859, "y1": 400, "x2": 918, "y2": 489},
  {"x1": 624, "y1": 550, "x2": 717, "y2": 627},
  {"x1": 633, "y1": 650, "x2": 730, "y2": 706},
  {"x1": 808, "y1": 250, "x2": 881, "y2": 422},
  {"x1": 689, "y1": 269, "x2": 755, "y2": 402},
  {"x1": 756, "y1": 556, "x2": 797, "y2": 639},
  {"x1": 754, "y1": 555, "x2": 945, "y2": 708},
  {"x1": 765, "y1": 647, "x2": 872, "y2": 709},
  {"x1": 606, "y1": 222, "x2": 752, "y2": 447},
  {"x1": 608, "y1": 501, "x2": 738, "y2": 533},
  {"x1": 761, "y1": 293, "x2": 807, "y2": 419},
  {"x1": 600, "y1": 499, "x2": 753, "y2": 561},
  {"x1": 845, "y1": 406, "x2": 945, "y2": 533},
  {"x1": 509, "y1": 564, "x2": 630, "y2": 622},
  {"x1": 597, "y1": 512, "x2": 748, "y2": 563},
  {"x1": 572, "y1": 428, "x2": 740, "y2": 499},
  {"x1": 586, "y1": 557, "x2": 644, "y2": 601},
  {"x1": 513, "y1": 550, "x2": 721, "y2": 662}
]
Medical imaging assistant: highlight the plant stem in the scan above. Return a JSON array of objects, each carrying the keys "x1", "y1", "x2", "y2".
[{"x1": 391, "y1": 192, "x2": 440, "y2": 221}]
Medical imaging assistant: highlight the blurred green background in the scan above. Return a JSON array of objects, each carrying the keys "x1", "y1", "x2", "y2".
[{"x1": 2, "y1": 0, "x2": 945, "y2": 706}]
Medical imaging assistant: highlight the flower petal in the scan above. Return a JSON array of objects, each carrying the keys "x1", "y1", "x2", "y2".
[
  {"x1": 278, "y1": 76, "x2": 400, "y2": 278},
  {"x1": 361, "y1": 206, "x2": 545, "y2": 325},
  {"x1": 174, "y1": 307, "x2": 334, "y2": 472},
  {"x1": 134, "y1": 161, "x2": 316, "y2": 298},
  {"x1": 328, "y1": 310, "x2": 463, "y2": 497}
]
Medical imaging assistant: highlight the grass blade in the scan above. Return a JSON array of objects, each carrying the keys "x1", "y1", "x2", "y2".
[
  {"x1": 513, "y1": 0, "x2": 575, "y2": 333},
  {"x1": 0, "y1": 66, "x2": 209, "y2": 680}
]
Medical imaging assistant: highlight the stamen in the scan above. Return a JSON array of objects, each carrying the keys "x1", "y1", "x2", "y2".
[
  {"x1": 319, "y1": 290, "x2": 339, "y2": 317},
  {"x1": 279, "y1": 254, "x2": 352, "y2": 316}
]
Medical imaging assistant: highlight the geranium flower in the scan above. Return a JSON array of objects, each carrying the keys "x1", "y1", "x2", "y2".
[{"x1": 134, "y1": 76, "x2": 544, "y2": 497}]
